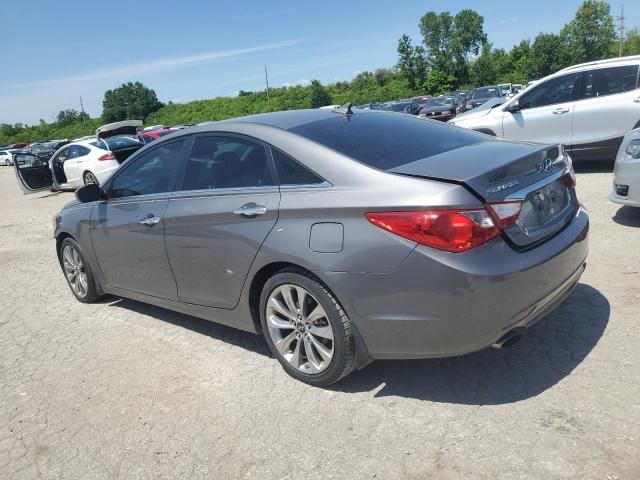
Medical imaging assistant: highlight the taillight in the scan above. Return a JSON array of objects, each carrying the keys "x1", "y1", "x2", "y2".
[
  {"x1": 98, "y1": 152, "x2": 115, "y2": 161},
  {"x1": 365, "y1": 208, "x2": 501, "y2": 253},
  {"x1": 485, "y1": 201, "x2": 523, "y2": 228},
  {"x1": 560, "y1": 170, "x2": 576, "y2": 188}
]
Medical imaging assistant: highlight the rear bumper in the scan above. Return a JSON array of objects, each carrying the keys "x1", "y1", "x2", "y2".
[{"x1": 321, "y1": 206, "x2": 589, "y2": 359}]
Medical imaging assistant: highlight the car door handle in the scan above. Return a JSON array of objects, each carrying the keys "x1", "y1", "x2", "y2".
[
  {"x1": 552, "y1": 107, "x2": 570, "y2": 114},
  {"x1": 139, "y1": 215, "x2": 161, "y2": 226},
  {"x1": 633, "y1": 97, "x2": 640, "y2": 103},
  {"x1": 233, "y1": 203, "x2": 267, "y2": 217}
]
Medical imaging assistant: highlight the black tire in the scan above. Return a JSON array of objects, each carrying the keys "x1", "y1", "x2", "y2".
[
  {"x1": 260, "y1": 268, "x2": 356, "y2": 386},
  {"x1": 83, "y1": 171, "x2": 99, "y2": 186},
  {"x1": 58, "y1": 237, "x2": 101, "y2": 303}
]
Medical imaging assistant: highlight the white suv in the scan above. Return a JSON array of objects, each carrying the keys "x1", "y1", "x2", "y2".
[{"x1": 451, "y1": 55, "x2": 640, "y2": 162}]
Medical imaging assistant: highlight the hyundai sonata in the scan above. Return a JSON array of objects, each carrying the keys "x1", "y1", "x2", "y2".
[{"x1": 46, "y1": 106, "x2": 588, "y2": 386}]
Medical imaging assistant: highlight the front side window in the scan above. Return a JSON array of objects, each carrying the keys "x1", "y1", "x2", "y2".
[
  {"x1": 181, "y1": 136, "x2": 274, "y2": 191},
  {"x1": 272, "y1": 148, "x2": 324, "y2": 185},
  {"x1": 579, "y1": 65, "x2": 639, "y2": 99},
  {"x1": 110, "y1": 140, "x2": 185, "y2": 198},
  {"x1": 55, "y1": 147, "x2": 70, "y2": 162},
  {"x1": 518, "y1": 73, "x2": 578, "y2": 110}
]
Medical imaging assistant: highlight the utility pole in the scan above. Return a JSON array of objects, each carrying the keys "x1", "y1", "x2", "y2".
[
  {"x1": 264, "y1": 64, "x2": 271, "y2": 108},
  {"x1": 79, "y1": 96, "x2": 87, "y2": 127},
  {"x1": 617, "y1": 5, "x2": 625, "y2": 57}
]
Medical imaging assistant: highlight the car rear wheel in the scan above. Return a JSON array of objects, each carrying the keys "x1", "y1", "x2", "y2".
[
  {"x1": 83, "y1": 171, "x2": 99, "y2": 186},
  {"x1": 59, "y1": 238, "x2": 100, "y2": 303},
  {"x1": 260, "y1": 269, "x2": 356, "y2": 386}
]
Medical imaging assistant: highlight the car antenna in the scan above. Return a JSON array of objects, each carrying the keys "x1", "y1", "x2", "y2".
[{"x1": 333, "y1": 102, "x2": 354, "y2": 115}]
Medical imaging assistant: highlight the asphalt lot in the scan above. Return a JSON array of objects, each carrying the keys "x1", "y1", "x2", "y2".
[{"x1": 1, "y1": 163, "x2": 639, "y2": 480}]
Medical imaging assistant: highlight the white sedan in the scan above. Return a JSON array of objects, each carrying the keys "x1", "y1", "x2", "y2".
[
  {"x1": 13, "y1": 121, "x2": 144, "y2": 193},
  {"x1": 0, "y1": 149, "x2": 17, "y2": 166},
  {"x1": 610, "y1": 128, "x2": 640, "y2": 207}
]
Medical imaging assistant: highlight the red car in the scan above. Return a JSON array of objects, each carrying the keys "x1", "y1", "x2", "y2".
[{"x1": 137, "y1": 128, "x2": 175, "y2": 144}]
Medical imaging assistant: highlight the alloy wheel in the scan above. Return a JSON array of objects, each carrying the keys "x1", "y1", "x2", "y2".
[
  {"x1": 84, "y1": 172, "x2": 98, "y2": 185},
  {"x1": 265, "y1": 283, "x2": 335, "y2": 374},
  {"x1": 62, "y1": 245, "x2": 89, "y2": 298}
]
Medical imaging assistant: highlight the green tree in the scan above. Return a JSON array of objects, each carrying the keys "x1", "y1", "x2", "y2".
[
  {"x1": 423, "y1": 70, "x2": 456, "y2": 96},
  {"x1": 417, "y1": 9, "x2": 484, "y2": 84},
  {"x1": 528, "y1": 33, "x2": 571, "y2": 79},
  {"x1": 613, "y1": 28, "x2": 640, "y2": 56},
  {"x1": 470, "y1": 42, "x2": 497, "y2": 86},
  {"x1": 309, "y1": 80, "x2": 332, "y2": 108},
  {"x1": 396, "y1": 35, "x2": 428, "y2": 89},
  {"x1": 561, "y1": 0, "x2": 615, "y2": 63},
  {"x1": 56, "y1": 109, "x2": 89, "y2": 126},
  {"x1": 102, "y1": 81, "x2": 163, "y2": 123}
]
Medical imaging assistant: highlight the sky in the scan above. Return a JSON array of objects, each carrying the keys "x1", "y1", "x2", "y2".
[{"x1": 1, "y1": 0, "x2": 638, "y2": 124}]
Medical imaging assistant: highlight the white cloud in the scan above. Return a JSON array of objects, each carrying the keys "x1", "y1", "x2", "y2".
[
  {"x1": 299, "y1": 79, "x2": 310, "y2": 86},
  {"x1": 2, "y1": 39, "x2": 303, "y2": 91}
]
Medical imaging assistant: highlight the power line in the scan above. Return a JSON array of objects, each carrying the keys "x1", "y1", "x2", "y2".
[
  {"x1": 617, "y1": 5, "x2": 625, "y2": 57},
  {"x1": 264, "y1": 64, "x2": 271, "y2": 108}
]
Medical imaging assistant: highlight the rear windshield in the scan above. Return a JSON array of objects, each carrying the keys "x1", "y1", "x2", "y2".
[
  {"x1": 91, "y1": 136, "x2": 141, "y2": 151},
  {"x1": 289, "y1": 112, "x2": 485, "y2": 170}
]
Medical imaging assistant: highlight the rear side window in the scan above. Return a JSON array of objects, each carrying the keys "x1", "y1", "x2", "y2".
[
  {"x1": 289, "y1": 113, "x2": 485, "y2": 170},
  {"x1": 272, "y1": 148, "x2": 324, "y2": 185},
  {"x1": 579, "y1": 65, "x2": 639, "y2": 99},
  {"x1": 181, "y1": 136, "x2": 274, "y2": 191}
]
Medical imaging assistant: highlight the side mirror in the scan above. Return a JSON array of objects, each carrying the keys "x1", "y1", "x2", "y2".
[
  {"x1": 505, "y1": 99, "x2": 521, "y2": 113},
  {"x1": 75, "y1": 183, "x2": 105, "y2": 203}
]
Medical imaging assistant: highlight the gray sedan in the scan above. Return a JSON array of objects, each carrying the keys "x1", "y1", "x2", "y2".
[{"x1": 23, "y1": 107, "x2": 589, "y2": 386}]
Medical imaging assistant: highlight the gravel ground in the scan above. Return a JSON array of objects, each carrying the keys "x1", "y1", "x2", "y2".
[{"x1": 0, "y1": 164, "x2": 639, "y2": 480}]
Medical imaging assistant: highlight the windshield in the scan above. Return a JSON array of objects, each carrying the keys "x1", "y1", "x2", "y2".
[
  {"x1": 31, "y1": 143, "x2": 55, "y2": 154},
  {"x1": 472, "y1": 87, "x2": 498, "y2": 99},
  {"x1": 426, "y1": 98, "x2": 454, "y2": 107}
]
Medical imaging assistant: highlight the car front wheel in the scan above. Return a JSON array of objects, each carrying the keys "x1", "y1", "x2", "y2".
[
  {"x1": 83, "y1": 171, "x2": 99, "y2": 186},
  {"x1": 59, "y1": 238, "x2": 101, "y2": 303},
  {"x1": 260, "y1": 269, "x2": 356, "y2": 386}
]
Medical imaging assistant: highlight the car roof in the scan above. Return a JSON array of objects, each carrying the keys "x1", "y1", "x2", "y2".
[
  {"x1": 216, "y1": 108, "x2": 344, "y2": 131},
  {"x1": 558, "y1": 54, "x2": 640, "y2": 73}
]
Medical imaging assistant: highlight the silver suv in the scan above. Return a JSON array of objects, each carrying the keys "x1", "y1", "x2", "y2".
[{"x1": 451, "y1": 55, "x2": 640, "y2": 162}]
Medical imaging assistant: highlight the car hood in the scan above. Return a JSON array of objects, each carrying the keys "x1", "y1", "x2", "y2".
[{"x1": 451, "y1": 98, "x2": 505, "y2": 123}]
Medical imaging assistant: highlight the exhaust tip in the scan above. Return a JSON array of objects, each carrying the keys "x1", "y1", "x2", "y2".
[{"x1": 491, "y1": 328, "x2": 526, "y2": 350}]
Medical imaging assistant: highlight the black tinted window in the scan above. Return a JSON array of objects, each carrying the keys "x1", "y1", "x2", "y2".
[
  {"x1": 111, "y1": 140, "x2": 184, "y2": 198},
  {"x1": 580, "y1": 65, "x2": 639, "y2": 99},
  {"x1": 290, "y1": 113, "x2": 485, "y2": 170},
  {"x1": 181, "y1": 136, "x2": 274, "y2": 191},
  {"x1": 272, "y1": 148, "x2": 324, "y2": 185},
  {"x1": 519, "y1": 73, "x2": 578, "y2": 109}
]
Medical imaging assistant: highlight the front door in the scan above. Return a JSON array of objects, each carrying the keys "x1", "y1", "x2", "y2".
[
  {"x1": 502, "y1": 72, "x2": 578, "y2": 145},
  {"x1": 90, "y1": 139, "x2": 187, "y2": 299},
  {"x1": 12, "y1": 153, "x2": 54, "y2": 194},
  {"x1": 164, "y1": 134, "x2": 280, "y2": 309}
]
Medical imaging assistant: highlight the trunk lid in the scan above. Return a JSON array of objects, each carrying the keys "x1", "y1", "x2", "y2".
[
  {"x1": 96, "y1": 120, "x2": 142, "y2": 140},
  {"x1": 390, "y1": 140, "x2": 578, "y2": 248}
]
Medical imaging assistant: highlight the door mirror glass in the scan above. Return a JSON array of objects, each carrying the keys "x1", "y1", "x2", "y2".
[{"x1": 76, "y1": 183, "x2": 104, "y2": 203}]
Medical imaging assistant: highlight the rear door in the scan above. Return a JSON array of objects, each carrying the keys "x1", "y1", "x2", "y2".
[
  {"x1": 90, "y1": 139, "x2": 187, "y2": 299},
  {"x1": 12, "y1": 153, "x2": 54, "y2": 194},
  {"x1": 502, "y1": 72, "x2": 578, "y2": 144},
  {"x1": 163, "y1": 134, "x2": 280, "y2": 309},
  {"x1": 63, "y1": 145, "x2": 92, "y2": 185},
  {"x1": 571, "y1": 64, "x2": 640, "y2": 161}
]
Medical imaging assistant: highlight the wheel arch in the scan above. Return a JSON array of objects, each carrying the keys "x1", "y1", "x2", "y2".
[{"x1": 247, "y1": 261, "x2": 373, "y2": 369}]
